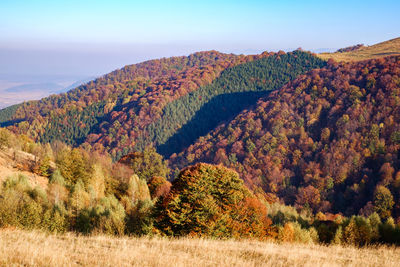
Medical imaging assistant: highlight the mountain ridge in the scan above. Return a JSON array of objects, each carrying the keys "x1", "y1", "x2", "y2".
[
  {"x1": 318, "y1": 37, "x2": 400, "y2": 62},
  {"x1": 0, "y1": 50, "x2": 325, "y2": 160}
]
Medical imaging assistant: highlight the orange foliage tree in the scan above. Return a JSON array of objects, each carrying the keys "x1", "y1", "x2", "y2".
[{"x1": 154, "y1": 163, "x2": 272, "y2": 239}]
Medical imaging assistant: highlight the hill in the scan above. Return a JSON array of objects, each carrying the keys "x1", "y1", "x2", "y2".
[
  {"x1": 171, "y1": 55, "x2": 400, "y2": 217},
  {"x1": 0, "y1": 148, "x2": 48, "y2": 189},
  {"x1": 0, "y1": 50, "x2": 325, "y2": 160},
  {"x1": 318, "y1": 37, "x2": 400, "y2": 62},
  {"x1": 1, "y1": 229, "x2": 399, "y2": 267}
]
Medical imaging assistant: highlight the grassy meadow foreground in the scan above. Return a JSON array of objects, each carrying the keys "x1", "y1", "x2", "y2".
[{"x1": 1, "y1": 229, "x2": 399, "y2": 267}]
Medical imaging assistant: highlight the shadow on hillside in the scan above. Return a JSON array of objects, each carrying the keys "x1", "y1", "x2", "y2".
[
  {"x1": 0, "y1": 118, "x2": 23, "y2": 128},
  {"x1": 157, "y1": 91, "x2": 270, "y2": 157}
]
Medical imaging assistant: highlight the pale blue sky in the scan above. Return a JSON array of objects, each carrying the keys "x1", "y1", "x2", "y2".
[{"x1": 0, "y1": 0, "x2": 399, "y2": 76}]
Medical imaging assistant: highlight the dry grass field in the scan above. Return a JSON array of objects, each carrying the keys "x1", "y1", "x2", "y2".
[
  {"x1": 0, "y1": 229, "x2": 399, "y2": 267},
  {"x1": 318, "y1": 37, "x2": 400, "y2": 62}
]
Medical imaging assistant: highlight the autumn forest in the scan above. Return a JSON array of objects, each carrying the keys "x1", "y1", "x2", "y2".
[{"x1": 1, "y1": 38, "x2": 400, "y2": 249}]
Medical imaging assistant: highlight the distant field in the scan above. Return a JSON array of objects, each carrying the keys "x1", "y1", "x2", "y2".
[
  {"x1": 0, "y1": 76, "x2": 92, "y2": 109},
  {"x1": 0, "y1": 229, "x2": 399, "y2": 267},
  {"x1": 318, "y1": 37, "x2": 400, "y2": 62}
]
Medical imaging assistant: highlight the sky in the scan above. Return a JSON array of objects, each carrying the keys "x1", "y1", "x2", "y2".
[{"x1": 0, "y1": 0, "x2": 399, "y2": 78}]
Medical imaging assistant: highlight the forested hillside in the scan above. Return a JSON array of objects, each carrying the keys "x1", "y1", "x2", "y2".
[
  {"x1": 1, "y1": 127, "x2": 400, "y2": 247},
  {"x1": 135, "y1": 51, "x2": 326, "y2": 157},
  {"x1": 2, "y1": 54, "x2": 400, "y2": 247},
  {"x1": 0, "y1": 50, "x2": 325, "y2": 160},
  {"x1": 0, "y1": 51, "x2": 248, "y2": 148},
  {"x1": 171, "y1": 56, "x2": 400, "y2": 218}
]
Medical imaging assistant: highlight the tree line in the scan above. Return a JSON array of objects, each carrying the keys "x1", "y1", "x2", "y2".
[{"x1": 1, "y1": 128, "x2": 400, "y2": 246}]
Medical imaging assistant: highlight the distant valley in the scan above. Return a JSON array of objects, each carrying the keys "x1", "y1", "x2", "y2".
[{"x1": 0, "y1": 75, "x2": 94, "y2": 109}]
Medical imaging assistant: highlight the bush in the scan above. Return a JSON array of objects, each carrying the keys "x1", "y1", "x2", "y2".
[
  {"x1": 314, "y1": 220, "x2": 338, "y2": 244},
  {"x1": 0, "y1": 175, "x2": 68, "y2": 232},
  {"x1": 75, "y1": 195, "x2": 126, "y2": 235},
  {"x1": 278, "y1": 223, "x2": 295, "y2": 242},
  {"x1": 125, "y1": 199, "x2": 154, "y2": 236},
  {"x1": 278, "y1": 222, "x2": 318, "y2": 244},
  {"x1": 154, "y1": 163, "x2": 273, "y2": 239},
  {"x1": 127, "y1": 175, "x2": 151, "y2": 202},
  {"x1": 379, "y1": 217, "x2": 400, "y2": 245},
  {"x1": 42, "y1": 204, "x2": 69, "y2": 233},
  {"x1": 342, "y1": 216, "x2": 372, "y2": 246},
  {"x1": 267, "y1": 202, "x2": 310, "y2": 228},
  {"x1": 0, "y1": 175, "x2": 41, "y2": 228},
  {"x1": 331, "y1": 226, "x2": 343, "y2": 245},
  {"x1": 0, "y1": 128, "x2": 11, "y2": 150},
  {"x1": 368, "y1": 212, "x2": 381, "y2": 242}
]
